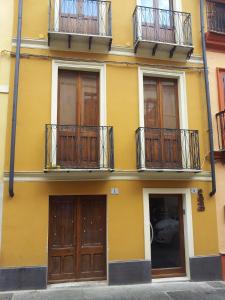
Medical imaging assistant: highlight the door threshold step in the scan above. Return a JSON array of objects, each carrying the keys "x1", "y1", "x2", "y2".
[{"x1": 48, "y1": 280, "x2": 108, "y2": 289}]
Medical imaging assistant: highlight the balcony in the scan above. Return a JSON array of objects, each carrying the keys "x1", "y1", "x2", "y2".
[
  {"x1": 48, "y1": 0, "x2": 112, "y2": 52},
  {"x1": 215, "y1": 110, "x2": 225, "y2": 160},
  {"x1": 136, "y1": 128, "x2": 201, "y2": 171},
  {"x1": 45, "y1": 125, "x2": 114, "y2": 171},
  {"x1": 133, "y1": 6, "x2": 193, "y2": 60},
  {"x1": 206, "y1": 0, "x2": 225, "y2": 50}
]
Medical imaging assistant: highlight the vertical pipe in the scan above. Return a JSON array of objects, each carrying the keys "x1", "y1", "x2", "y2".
[
  {"x1": 200, "y1": 0, "x2": 216, "y2": 196},
  {"x1": 9, "y1": 0, "x2": 23, "y2": 197}
]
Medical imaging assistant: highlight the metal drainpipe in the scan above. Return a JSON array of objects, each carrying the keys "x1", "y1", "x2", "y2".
[
  {"x1": 9, "y1": 0, "x2": 23, "y2": 197},
  {"x1": 200, "y1": 0, "x2": 216, "y2": 196}
]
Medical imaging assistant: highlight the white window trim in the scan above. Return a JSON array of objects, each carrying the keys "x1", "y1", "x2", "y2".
[
  {"x1": 143, "y1": 188, "x2": 194, "y2": 279},
  {"x1": 138, "y1": 67, "x2": 189, "y2": 170},
  {"x1": 51, "y1": 60, "x2": 107, "y2": 167}
]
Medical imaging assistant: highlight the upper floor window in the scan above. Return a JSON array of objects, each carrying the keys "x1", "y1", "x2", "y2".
[
  {"x1": 140, "y1": 0, "x2": 173, "y2": 10},
  {"x1": 61, "y1": 0, "x2": 98, "y2": 17},
  {"x1": 207, "y1": 0, "x2": 225, "y2": 33}
]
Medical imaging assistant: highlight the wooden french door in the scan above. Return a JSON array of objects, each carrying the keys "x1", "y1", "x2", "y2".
[
  {"x1": 48, "y1": 196, "x2": 106, "y2": 283},
  {"x1": 57, "y1": 69, "x2": 100, "y2": 169},
  {"x1": 144, "y1": 77, "x2": 182, "y2": 169},
  {"x1": 217, "y1": 69, "x2": 225, "y2": 148},
  {"x1": 141, "y1": 0, "x2": 175, "y2": 43},
  {"x1": 59, "y1": 0, "x2": 99, "y2": 34},
  {"x1": 149, "y1": 194, "x2": 186, "y2": 278}
]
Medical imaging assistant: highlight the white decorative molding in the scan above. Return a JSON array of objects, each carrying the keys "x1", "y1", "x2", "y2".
[
  {"x1": 143, "y1": 188, "x2": 194, "y2": 279},
  {"x1": 0, "y1": 85, "x2": 9, "y2": 94},
  {"x1": 11, "y1": 38, "x2": 203, "y2": 64},
  {"x1": 3, "y1": 170, "x2": 212, "y2": 182}
]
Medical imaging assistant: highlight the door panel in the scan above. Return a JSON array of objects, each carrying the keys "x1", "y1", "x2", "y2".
[
  {"x1": 48, "y1": 198, "x2": 76, "y2": 282},
  {"x1": 48, "y1": 196, "x2": 106, "y2": 283},
  {"x1": 57, "y1": 70, "x2": 100, "y2": 168},
  {"x1": 78, "y1": 196, "x2": 106, "y2": 279},
  {"x1": 149, "y1": 194, "x2": 186, "y2": 278},
  {"x1": 144, "y1": 77, "x2": 181, "y2": 169},
  {"x1": 59, "y1": 0, "x2": 99, "y2": 34}
]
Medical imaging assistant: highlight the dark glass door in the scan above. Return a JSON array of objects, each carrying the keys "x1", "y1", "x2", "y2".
[{"x1": 149, "y1": 194, "x2": 186, "y2": 278}]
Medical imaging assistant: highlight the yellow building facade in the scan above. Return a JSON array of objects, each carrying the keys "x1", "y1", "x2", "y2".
[
  {"x1": 0, "y1": 0, "x2": 223, "y2": 290},
  {"x1": 205, "y1": 0, "x2": 225, "y2": 281},
  {"x1": 0, "y1": 0, "x2": 13, "y2": 255}
]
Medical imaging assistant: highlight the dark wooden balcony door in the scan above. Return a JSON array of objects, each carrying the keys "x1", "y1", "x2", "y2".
[
  {"x1": 59, "y1": 0, "x2": 99, "y2": 34},
  {"x1": 144, "y1": 77, "x2": 182, "y2": 169},
  {"x1": 141, "y1": 0, "x2": 175, "y2": 43},
  {"x1": 48, "y1": 195, "x2": 106, "y2": 283},
  {"x1": 218, "y1": 70, "x2": 225, "y2": 148},
  {"x1": 149, "y1": 194, "x2": 186, "y2": 278},
  {"x1": 57, "y1": 69, "x2": 100, "y2": 168}
]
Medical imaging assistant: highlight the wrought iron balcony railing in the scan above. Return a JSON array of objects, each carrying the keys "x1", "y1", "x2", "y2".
[
  {"x1": 45, "y1": 125, "x2": 114, "y2": 170},
  {"x1": 136, "y1": 128, "x2": 200, "y2": 170},
  {"x1": 216, "y1": 110, "x2": 225, "y2": 151},
  {"x1": 48, "y1": 0, "x2": 112, "y2": 37},
  {"x1": 207, "y1": 0, "x2": 225, "y2": 34},
  {"x1": 133, "y1": 6, "x2": 193, "y2": 52}
]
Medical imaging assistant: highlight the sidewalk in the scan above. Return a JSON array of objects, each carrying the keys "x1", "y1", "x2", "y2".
[{"x1": 0, "y1": 281, "x2": 225, "y2": 300}]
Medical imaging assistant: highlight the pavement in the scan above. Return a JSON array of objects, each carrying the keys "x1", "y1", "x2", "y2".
[{"x1": 0, "y1": 281, "x2": 225, "y2": 300}]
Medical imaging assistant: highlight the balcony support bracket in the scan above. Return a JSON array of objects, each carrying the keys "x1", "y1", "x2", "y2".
[
  {"x1": 169, "y1": 46, "x2": 176, "y2": 58},
  {"x1": 134, "y1": 41, "x2": 140, "y2": 54},
  {"x1": 152, "y1": 43, "x2": 158, "y2": 56},
  {"x1": 89, "y1": 36, "x2": 93, "y2": 50},
  {"x1": 48, "y1": 33, "x2": 51, "y2": 47},
  {"x1": 187, "y1": 47, "x2": 194, "y2": 60},
  {"x1": 108, "y1": 38, "x2": 112, "y2": 51},
  {"x1": 68, "y1": 34, "x2": 71, "y2": 49}
]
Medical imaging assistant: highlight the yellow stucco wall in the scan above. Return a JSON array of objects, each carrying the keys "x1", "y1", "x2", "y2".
[
  {"x1": 1, "y1": 180, "x2": 218, "y2": 267},
  {"x1": 0, "y1": 0, "x2": 13, "y2": 179},
  {"x1": 207, "y1": 51, "x2": 225, "y2": 254},
  {"x1": 4, "y1": 54, "x2": 210, "y2": 172}
]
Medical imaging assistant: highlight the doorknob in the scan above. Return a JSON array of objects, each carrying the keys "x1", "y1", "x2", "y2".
[{"x1": 150, "y1": 222, "x2": 154, "y2": 244}]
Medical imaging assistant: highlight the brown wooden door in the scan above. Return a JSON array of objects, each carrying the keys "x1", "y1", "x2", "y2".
[
  {"x1": 48, "y1": 196, "x2": 106, "y2": 283},
  {"x1": 144, "y1": 77, "x2": 182, "y2": 169},
  {"x1": 218, "y1": 70, "x2": 225, "y2": 148},
  {"x1": 57, "y1": 70, "x2": 100, "y2": 169},
  {"x1": 59, "y1": 0, "x2": 99, "y2": 34},
  {"x1": 141, "y1": 0, "x2": 175, "y2": 43},
  {"x1": 149, "y1": 194, "x2": 186, "y2": 278}
]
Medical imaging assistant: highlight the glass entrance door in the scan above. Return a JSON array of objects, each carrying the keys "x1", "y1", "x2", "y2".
[{"x1": 149, "y1": 194, "x2": 186, "y2": 278}]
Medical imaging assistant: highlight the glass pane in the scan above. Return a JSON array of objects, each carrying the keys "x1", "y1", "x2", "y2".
[
  {"x1": 162, "y1": 81, "x2": 178, "y2": 129},
  {"x1": 83, "y1": 0, "x2": 98, "y2": 17},
  {"x1": 144, "y1": 78, "x2": 158, "y2": 128},
  {"x1": 141, "y1": 0, "x2": 153, "y2": 7},
  {"x1": 150, "y1": 195, "x2": 183, "y2": 270},
  {"x1": 158, "y1": 0, "x2": 171, "y2": 10},
  {"x1": 61, "y1": 0, "x2": 76, "y2": 14},
  {"x1": 58, "y1": 71, "x2": 77, "y2": 125}
]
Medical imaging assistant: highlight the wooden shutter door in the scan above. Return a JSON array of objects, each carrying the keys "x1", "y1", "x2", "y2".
[
  {"x1": 78, "y1": 72, "x2": 100, "y2": 169},
  {"x1": 157, "y1": 0, "x2": 175, "y2": 43},
  {"x1": 218, "y1": 70, "x2": 225, "y2": 149},
  {"x1": 77, "y1": 196, "x2": 106, "y2": 280},
  {"x1": 144, "y1": 77, "x2": 162, "y2": 168},
  {"x1": 48, "y1": 198, "x2": 76, "y2": 282},
  {"x1": 161, "y1": 79, "x2": 182, "y2": 169}
]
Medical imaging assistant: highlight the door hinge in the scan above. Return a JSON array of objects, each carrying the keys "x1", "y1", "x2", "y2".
[{"x1": 183, "y1": 209, "x2": 186, "y2": 215}]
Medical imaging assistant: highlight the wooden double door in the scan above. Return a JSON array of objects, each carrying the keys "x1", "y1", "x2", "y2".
[
  {"x1": 141, "y1": 0, "x2": 175, "y2": 43},
  {"x1": 59, "y1": 0, "x2": 99, "y2": 34},
  {"x1": 144, "y1": 77, "x2": 182, "y2": 169},
  {"x1": 57, "y1": 70, "x2": 100, "y2": 169},
  {"x1": 48, "y1": 196, "x2": 106, "y2": 283}
]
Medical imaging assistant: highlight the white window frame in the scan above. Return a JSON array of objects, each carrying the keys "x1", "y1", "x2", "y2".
[
  {"x1": 51, "y1": 60, "x2": 107, "y2": 169},
  {"x1": 138, "y1": 67, "x2": 189, "y2": 170},
  {"x1": 143, "y1": 188, "x2": 194, "y2": 280}
]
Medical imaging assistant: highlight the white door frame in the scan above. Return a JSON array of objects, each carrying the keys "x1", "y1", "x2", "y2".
[{"x1": 143, "y1": 188, "x2": 194, "y2": 279}]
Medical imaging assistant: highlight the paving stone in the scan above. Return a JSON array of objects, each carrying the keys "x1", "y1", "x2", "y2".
[
  {"x1": 167, "y1": 290, "x2": 225, "y2": 300},
  {"x1": 0, "y1": 294, "x2": 13, "y2": 300},
  {"x1": 206, "y1": 281, "x2": 225, "y2": 289}
]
